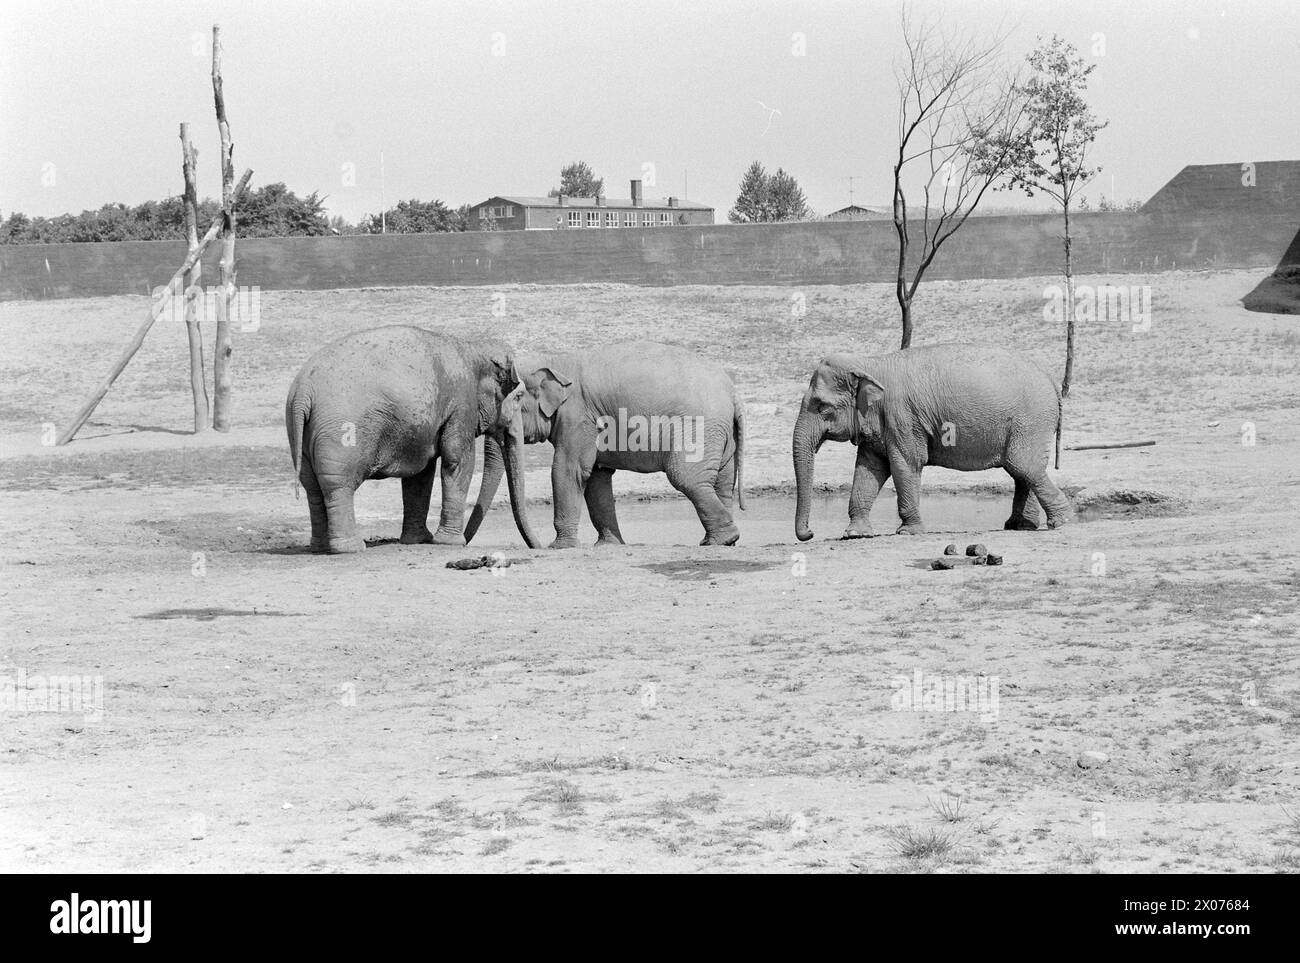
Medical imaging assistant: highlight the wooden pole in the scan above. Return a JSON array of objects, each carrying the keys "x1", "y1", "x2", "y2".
[
  {"x1": 55, "y1": 170, "x2": 253, "y2": 447},
  {"x1": 1064, "y1": 440, "x2": 1156, "y2": 451},
  {"x1": 180, "y1": 122, "x2": 211, "y2": 432},
  {"x1": 211, "y1": 24, "x2": 238, "y2": 432}
]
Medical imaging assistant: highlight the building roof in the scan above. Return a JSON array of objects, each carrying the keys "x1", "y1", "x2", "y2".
[
  {"x1": 825, "y1": 204, "x2": 890, "y2": 219},
  {"x1": 484, "y1": 195, "x2": 713, "y2": 211}
]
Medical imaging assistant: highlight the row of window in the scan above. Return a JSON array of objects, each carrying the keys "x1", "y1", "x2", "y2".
[
  {"x1": 480, "y1": 205, "x2": 515, "y2": 219},
  {"x1": 565, "y1": 211, "x2": 676, "y2": 228}
]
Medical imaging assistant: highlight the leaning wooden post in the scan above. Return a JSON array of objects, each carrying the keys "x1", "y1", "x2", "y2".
[
  {"x1": 211, "y1": 24, "x2": 238, "y2": 432},
  {"x1": 180, "y1": 122, "x2": 211, "y2": 432},
  {"x1": 55, "y1": 170, "x2": 253, "y2": 447}
]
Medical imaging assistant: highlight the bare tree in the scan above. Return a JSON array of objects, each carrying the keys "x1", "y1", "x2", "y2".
[{"x1": 891, "y1": 10, "x2": 1030, "y2": 348}]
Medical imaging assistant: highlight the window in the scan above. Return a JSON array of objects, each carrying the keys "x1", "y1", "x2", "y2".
[
  {"x1": 659, "y1": 212, "x2": 672, "y2": 226},
  {"x1": 624, "y1": 211, "x2": 636, "y2": 227},
  {"x1": 568, "y1": 211, "x2": 581, "y2": 228},
  {"x1": 480, "y1": 204, "x2": 514, "y2": 220},
  {"x1": 586, "y1": 211, "x2": 600, "y2": 228},
  {"x1": 642, "y1": 212, "x2": 653, "y2": 227},
  {"x1": 606, "y1": 211, "x2": 618, "y2": 228}
]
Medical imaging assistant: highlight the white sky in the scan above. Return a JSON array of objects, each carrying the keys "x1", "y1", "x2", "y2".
[{"x1": 1, "y1": 0, "x2": 1297, "y2": 223}]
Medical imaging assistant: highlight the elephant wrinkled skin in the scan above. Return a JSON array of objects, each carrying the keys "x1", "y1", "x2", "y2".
[
  {"x1": 792, "y1": 342, "x2": 1071, "y2": 540},
  {"x1": 285, "y1": 326, "x2": 540, "y2": 554},
  {"x1": 466, "y1": 341, "x2": 745, "y2": 549}
]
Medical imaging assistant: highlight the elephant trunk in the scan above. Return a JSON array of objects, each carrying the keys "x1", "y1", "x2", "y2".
[
  {"x1": 463, "y1": 432, "x2": 505, "y2": 545},
  {"x1": 793, "y1": 408, "x2": 822, "y2": 542},
  {"x1": 503, "y1": 410, "x2": 543, "y2": 549}
]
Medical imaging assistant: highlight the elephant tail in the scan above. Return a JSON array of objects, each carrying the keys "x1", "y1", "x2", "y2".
[
  {"x1": 286, "y1": 390, "x2": 309, "y2": 479},
  {"x1": 734, "y1": 396, "x2": 746, "y2": 511},
  {"x1": 1054, "y1": 391, "x2": 1062, "y2": 471}
]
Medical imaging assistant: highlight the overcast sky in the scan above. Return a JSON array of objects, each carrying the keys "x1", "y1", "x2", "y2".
[{"x1": 2, "y1": 0, "x2": 1296, "y2": 224}]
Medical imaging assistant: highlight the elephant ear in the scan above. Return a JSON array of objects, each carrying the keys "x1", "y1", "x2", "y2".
[
  {"x1": 518, "y1": 360, "x2": 573, "y2": 419},
  {"x1": 487, "y1": 348, "x2": 521, "y2": 392},
  {"x1": 847, "y1": 365, "x2": 885, "y2": 411}
]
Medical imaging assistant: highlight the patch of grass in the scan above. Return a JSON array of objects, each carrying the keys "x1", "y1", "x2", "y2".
[
  {"x1": 929, "y1": 795, "x2": 966, "y2": 823},
  {"x1": 372, "y1": 811, "x2": 414, "y2": 829},
  {"x1": 344, "y1": 797, "x2": 375, "y2": 811},
  {"x1": 480, "y1": 837, "x2": 513, "y2": 856},
  {"x1": 754, "y1": 811, "x2": 795, "y2": 832},
  {"x1": 886, "y1": 825, "x2": 958, "y2": 861}
]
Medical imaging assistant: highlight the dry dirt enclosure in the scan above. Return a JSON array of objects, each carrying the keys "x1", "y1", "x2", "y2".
[{"x1": 1, "y1": 271, "x2": 1298, "y2": 873}]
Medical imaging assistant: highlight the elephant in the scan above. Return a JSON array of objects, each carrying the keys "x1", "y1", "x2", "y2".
[
  {"x1": 792, "y1": 342, "x2": 1070, "y2": 540},
  {"x1": 465, "y1": 341, "x2": 745, "y2": 549},
  {"x1": 285, "y1": 326, "x2": 542, "y2": 554}
]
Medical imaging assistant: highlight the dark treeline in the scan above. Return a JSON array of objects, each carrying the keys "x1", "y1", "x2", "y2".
[{"x1": 1, "y1": 186, "x2": 472, "y2": 243}]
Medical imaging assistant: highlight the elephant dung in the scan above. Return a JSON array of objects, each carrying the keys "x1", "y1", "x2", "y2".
[
  {"x1": 986, "y1": 553, "x2": 1003, "y2": 566},
  {"x1": 943, "y1": 543, "x2": 959, "y2": 556},
  {"x1": 965, "y1": 543, "x2": 988, "y2": 557},
  {"x1": 446, "y1": 555, "x2": 518, "y2": 571},
  {"x1": 930, "y1": 558, "x2": 958, "y2": 570},
  {"x1": 1077, "y1": 750, "x2": 1110, "y2": 769}
]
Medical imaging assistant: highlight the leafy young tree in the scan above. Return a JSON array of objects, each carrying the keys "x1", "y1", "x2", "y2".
[
  {"x1": 768, "y1": 168, "x2": 812, "y2": 221},
  {"x1": 729, "y1": 161, "x2": 771, "y2": 223},
  {"x1": 1000, "y1": 36, "x2": 1108, "y2": 397},
  {"x1": 548, "y1": 161, "x2": 604, "y2": 198},
  {"x1": 728, "y1": 162, "x2": 812, "y2": 223},
  {"x1": 891, "y1": 9, "x2": 1032, "y2": 348}
]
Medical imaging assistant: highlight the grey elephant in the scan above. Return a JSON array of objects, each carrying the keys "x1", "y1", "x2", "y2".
[
  {"x1": 465, "y1": 341, "x2": 745, "y2": 548},
  {"x1": 285, "y1": 326, "x2": 540, "y2": 554},
  {"x1": 793, "y1": 342, "x2": 1070, "y2": 540}
]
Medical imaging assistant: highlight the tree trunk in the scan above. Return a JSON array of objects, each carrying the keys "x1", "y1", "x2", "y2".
[
  {"x1": 899, "y1": 297, "x2": 913, "y2": 350},
  {"x1": 1061, "y1": 203, "x2": 1076, "y2": 398},
  {"x1": 179, "y1": 123, "x2": 210, "y2": 433},
  {"x1": 211, "y1": 25, "x2": 238, "y2": 432},
  {"x1": 55, "y1": 170, "x2": 252, "y2": 447}
]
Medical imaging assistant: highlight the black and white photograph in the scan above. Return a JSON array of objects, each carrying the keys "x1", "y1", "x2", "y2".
[{"x1": 1, "y1": 0, "x2": 1297, "y2": 893}]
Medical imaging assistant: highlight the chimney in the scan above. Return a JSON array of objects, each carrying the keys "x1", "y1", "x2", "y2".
[
  {"x1": 596, "y1": 195, "x2": 605, "y2": 207},
  {"x1": 667, "y1": 196, "x2": 678, "y2": 208},
  {"x1": 558, "y1": 193, "x2": 566, "y2": 206},
  {"x1": 630, "y1": 179, "x2": 643, "y2": 208}
]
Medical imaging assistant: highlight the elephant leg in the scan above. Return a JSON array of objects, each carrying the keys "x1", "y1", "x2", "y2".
[
  {"x1": 843, "y1": 446, "x2": 890, "y2": 539},
  {"x1": 399, "y1": 458, "x2": 438, "y2": 544},
  {"x1": 668, "y1": 458, "x2": 739, "y2": 546},
  {"x1": 1005, "y1": 446, "x2": 1071, "y2": 530},
  {"x1": 1004, "y1": 473, "x2": 1042, "y2": 530},
  {"x1": 550, "y1": 448, "x2": 594, "y2": 549},
  {"x1": 585, "y1": 466, "x2": 625, "y2": 546},
  {"x1": 712, "y1": 453, "x2": 736, "y2": 513},
  {"x1": 322, "y1": 481, "x2": 365, "y2": 554},
  {"x1": 432, "y1": 445, "x2": 475, "y2": 545},
  {"x1": 299, "y1": 456, "x2": 330, "y2": 553},
  {"x1": 1027, "y1": 470, "x2": 1071, "y2": 529},
  {"x1": 888, "y1": 447, "x2": 925, "y2": 535}
]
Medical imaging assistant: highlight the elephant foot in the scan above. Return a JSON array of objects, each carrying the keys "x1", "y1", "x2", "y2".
[
  {"x1": 549, "y1": 536, "x2": 580, "y2": 550},
  {"x1": 431, "y1": 528, "x2": 467, "y2": 547},
  {"x1": 594, "y1": 531, "x2": 625, "y2": 547},
  {"x1": 895, "y1": 521, "x2": 926, "y2": 536},
  {"x1": 841, "y1": 524, "x2": 878, "y2": 539},
  {"x1": 1003, "y1": 517, "x2": 1040, "y2": 531},
  {"x1": 700, "y1": 524, "x2": 740, "y2": 547},
  {"x1": 399, "y1": 528, "x2": 435, "y2": 545},
  {"x1": 310, "y1": 536, "x2": 330, "y2": 554},
  {"x1": 1045, "y1": 515, "x2": 1070, "y2": 530},
  {"x1": 328, "y1": 535, "x2": 366, "y2": 554}
]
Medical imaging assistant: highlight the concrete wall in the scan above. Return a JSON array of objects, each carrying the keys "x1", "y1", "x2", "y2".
[{"x1": 3, "y1": 163, "x2": 1296, "y2": 301}]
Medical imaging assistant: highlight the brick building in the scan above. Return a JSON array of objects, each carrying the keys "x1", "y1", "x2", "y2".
[{"x1": 466, "y1": 179, "x2": 713, "y2": 231}]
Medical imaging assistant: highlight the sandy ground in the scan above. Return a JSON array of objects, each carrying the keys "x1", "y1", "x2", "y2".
[{"x1": 1, "y1": 270, "x2": 1298, "y2": 873}]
